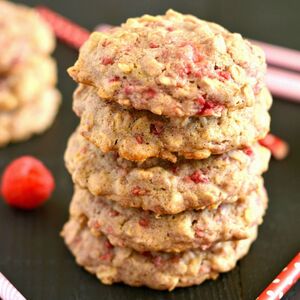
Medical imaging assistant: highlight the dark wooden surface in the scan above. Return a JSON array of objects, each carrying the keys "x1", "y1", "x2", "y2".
[{"x1": 0, "y1": 1, "x2": 299, "y2": 299}]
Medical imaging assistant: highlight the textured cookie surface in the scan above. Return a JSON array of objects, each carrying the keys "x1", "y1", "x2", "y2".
[
  {"x1": 62, "y1": 218, "x2": 257, "y2": 290},
  {"x1": 0, "y1": 56, "x2": 57, "y2": 111},
  {"x1": 0, "y1": 88, "x2": 61, "y2": 147},
  {"x1": 0, "y1": 0, "x2": 55, "y2": 72},
  {"x1": 65, "y1": 131, "x2": 270, "y2": 214},
  {"x1": 69, "y1": 184, "x2": 267, "y2": 252},
  {"x1": 75, "y1": 85, "x2": 271, "y2": 162},
  {"x1": 69, "y1": 10, "x2": 266, "y2": 118}
]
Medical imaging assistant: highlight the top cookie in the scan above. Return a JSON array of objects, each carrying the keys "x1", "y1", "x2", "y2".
[
  {"x1": 0, "y1": 1, "x2": 55, "y2": 72},
  {"x1": 68, "y1": 9, "x2": 266, "y2": 118}
]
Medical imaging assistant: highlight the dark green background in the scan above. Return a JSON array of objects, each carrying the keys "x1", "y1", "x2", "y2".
[{"x1": 0, "y1": 1, "x2": 299, "y2": 299}]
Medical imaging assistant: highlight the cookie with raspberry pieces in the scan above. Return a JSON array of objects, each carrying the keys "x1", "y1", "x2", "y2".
[
  {"x1": 0, "y1": 89, "x2": 61, "y2": 147},
  {"x1": 68, "y1": 10, "x2": 266, "y2": 118},
  {"x1": 62, "y1": 218, "x2": 258, "y2": 290},
  {"x1": 0, "y1": 1, "x2": 55, "y2": 72},
  {"x1": 69, "y1": 183, "x2": 267, "y2": 253},
  {"x1": 74, "y1": 84, "x2": 271, "y2": 162},
  {"x1": 0, "y1": 55, "x2": 57, "y2": 111},
  {"x1": 65, "y1": 131, "x2": 270, "y2": 214}
]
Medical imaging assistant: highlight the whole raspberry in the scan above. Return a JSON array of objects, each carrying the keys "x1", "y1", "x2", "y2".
[{"x1": 1, "y1": 156, "x2": 55, "y2": 209}]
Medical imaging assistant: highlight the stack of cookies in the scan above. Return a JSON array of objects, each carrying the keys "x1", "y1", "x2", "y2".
[
  {"x1": 0, "y1": 1, "x2": 61, "y2": 147},
  {"x1": 62, "y1": 10, "x2": 272, "y2": 290}
]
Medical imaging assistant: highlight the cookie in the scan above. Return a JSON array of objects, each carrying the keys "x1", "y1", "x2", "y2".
[
  {"x1": 0, "y1": 1, "x2": 55, "y2": 72},
  {"x1": 65, "y1": 131, "x2": 270, "y2": 214},
  {"x1": 0, "y1": 55, "x2": 57, "y2": 111},
  {"x1": 68, "y1": 10, "x2": 266, "y2": 118},
  {"x1": 62, "y1": 218, "x2": 257, "y2": 290},
  {"x1": 69, "y1": 183, "x2": 267, "y2": 253},
  {"x1": 74, "y1": 85, "x2": 271, "y2": 162},
  {"x1": 0, "y1": 88, "x2": 61, "y2": 147}
]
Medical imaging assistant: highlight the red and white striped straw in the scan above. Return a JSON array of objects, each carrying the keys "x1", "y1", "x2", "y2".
[
  {"x1": 36, "y1": 6, "x2": 89, "y2": 49},
  {"x1": 0, "y1": 273, "x2": 26, "y2": 300},
  {"x1": 257, "y1": 252, "x2": 300, "y2": 300},
  {"x1": 252, "y1": 40, "x2": 300, "y2": 73},
  {"x1": 266, "y1": 67, "x2": 300, "y2": 103}
]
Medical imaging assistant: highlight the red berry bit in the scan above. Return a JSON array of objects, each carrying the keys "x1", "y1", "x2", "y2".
[
  {"x1": 217, "y1": 70, "x2": 231, "y2": 81},
  {"x1": 259, "y1": 134, "x2": 289, "y2": 160},
  {"x1": 195, "y1": 228, "x2": 205, "y2": 238},
  {"x1": 152, "y1": 256, "x2": 164, "y2": 268},
  {"x1": 1, "y1": 156, "x2": 55, "y2": 210},
  {"x1": 134, "y1": 134, "x2": 144, "y2": 144},
  {"x1": 91, "y1": 220, "x2": 101, "y2": 230},
  {"x1": 243, "y1": 147, "x2": 254, "y2": 157},
  {"x1": 104, "y1": 240, "x2": 114, "y2": 249},
  {"x1": 150, "y1": 122, "x2": 164, "y2": 136},
  {"x1": 149, "y1": 42, "x2": 159, "y2": 48},
  {"x1": 124, "y1": 85, "x2": 134, "y2": 95},
  {"x1": 99, "y1": 251, "x2": 113, "y2": 262},
  {"x1": 196, "y1": 95, "x2": 206, "y2": 106},
  {"x1": 139, "y1": 218, "x2": 150, "y2": 227},
  {"x1": 131, "y1": 186, "x2": 147, "y2": 196},
  {"x1": 101, "y1": 57, "x2": 114, "y2": 65},
  {"x1": 143, "y1": 87, "x2": 156, "y2": 99},
  {"x1": 186, "y1": 170, "x2": 209, "y2": 184},
  {"x1": 197, "y1": 100, "x2": 224, "y2": 117}
]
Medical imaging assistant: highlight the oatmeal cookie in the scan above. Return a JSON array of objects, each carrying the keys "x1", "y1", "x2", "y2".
[
  {"x1": 0, "y1": 88, "x2": 61, "y2": 147},
  {"x1": 65, "y1": 131, "x2": 270, "y2": 214},
  {"x1": 62, "y1": 218, "x2": 257, "y2": 290},
  {"x1": 0, "y1": 0, "x2": 55, "y2": 72},
  {"x1": 75, "y1": 85, "x2": 271, "y2": 162},
  {"x1": 69, "y1": 184, "x2": 266, "y2": 253},
  {"x1": 0, "y1": 55, "x2": 57, "y2": 111},
  {"x1": 68, "y1": 10, "x2": 266, "y2": 117}
]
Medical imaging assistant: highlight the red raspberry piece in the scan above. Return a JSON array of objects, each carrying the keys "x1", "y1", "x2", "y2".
[
  {"x1": 153, "y1": 256, "x2": 164, "y2": 267},
  {"x1": 217, "y1": 70, "x2": 231, "y2": 81},
  {"x1": 91, "y1": 220, "x2": 101, "y2": 229},
  {"x1": 143, "y1": 87, "x2": 156, "y2": 99},
  {"x1": 101, "y1": 57, "x2": 114, "y2": 65},
  {"x1": 195, "y1": 228, "x2": 205, "y2": 238},
  {"x1": 197, "y1": 101, "x2": 224, "y2": 117},
  {"x1": 104, "y1": 240, "x2": 114, "y2": 249},
  {"x1": 189, "y1": 170, "x2": 209, "y2": 184},
  {"x1": 196, "y1": 95, "x2": 206, "y2": 106},
  {"x1": 243, "y1": 147, "x2": 254, "y2": 157},
  {"x1": 0, "y1": 156, "x2": 55, "y2": 210},
  {"x1": 149, "y1": 42, "x2": 159, "y2": 48},
  {"x1": 135, "y1": 134, "x2": 144, "y2": 144},
  {"x1": 139, "y1": 218, "x2": 150, "y2": 227},
  {"x1": 132, "y1": 186, "x2": 147, "y2": 196},
  {"x1": 99, "y1": 252, "x2": 113, "y2": 262},
  {"x1": 124, "y1": 85, "x2": 134, "y2": 95}
]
